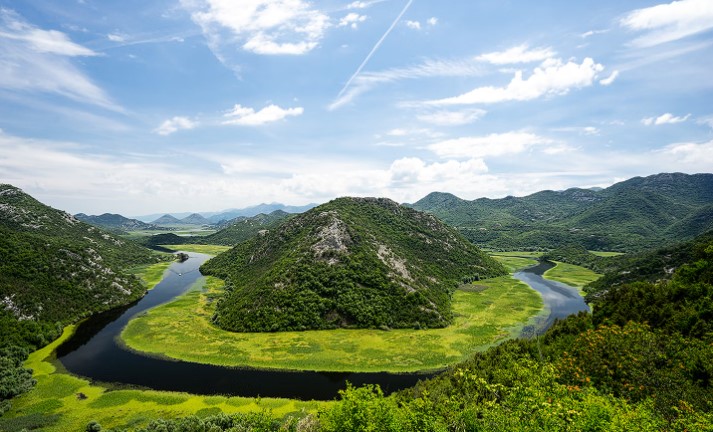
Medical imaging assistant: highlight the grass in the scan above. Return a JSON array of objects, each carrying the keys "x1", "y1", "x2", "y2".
[
  {"x1": 543, "y1": 261, "x2": 601, "y2": 295},
  {"x1": 162, "y1": 244, "x2": 232, "y2": 255},
  {"x1": 589, "y1": 251, "x2": 625, "y2": 257},
  {"x1": 121, "y1": 274, "x2": 543, "y2": 373},
  {"x1": 490, "y1": 254, "x2": 539, "y2": 273},
  {"x1": 1, "y1": 325, "x2": 327, "y2": 432},
  {"x1": 128, "y1": 261, "x2": 173, "y2": 290}
]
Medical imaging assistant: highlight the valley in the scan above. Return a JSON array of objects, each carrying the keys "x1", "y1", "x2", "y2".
[{"x1": 1, "y1": 173, "x2": 711, "y2": 431}]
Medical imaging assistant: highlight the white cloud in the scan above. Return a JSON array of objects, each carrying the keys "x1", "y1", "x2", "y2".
[
  {"x1": 154, "y1": 116, "x2": 197, "y2": 135},
  {"x1": 657, "y1": 140, "x2": 713, "y2": 166},
  {"x1": 475, "y1": 44, "x2": 555, "y2": 65},
  {"x1": 182, "y1": 0, "x2": 330, "y2": 56},
  {"x1": 389, "y1": 157, "x2": 488, "y2": 185},
  {"x1": 621, "y1": 0, "x2": 713, "y2": 47},
  {"x1": 599, "y1": 70, "x2": 619, "y2": 86},
  {"x1": 428, "y1": 132, "x2": 553, "y2": 159},
  {"x1": 223, "y1": 103, "x2": 304, "y2": 126},
  {"x1": 427, "y1": 17, "x2": 438, "y2": 26},
  {"x1": 405, "y1": 20, "x2": 421, "y2": 30},
  {"x1": 552, "y1": 126, "x2": 600, "y2": 136},
  {"x1": 697, "y1": 115, "x2": 713, "y2": 128},
  {"x1": 641, "y1": 113, "x2": 691, "y2": 126},
  {"x1": 329, "y1": 57, "x2": 482, "y2": 109},
  {"x1": 338, "y1": 13, "x2": 367, "y2": 29},
  {"x1": 417, "y1": 108, "x2": 486, "y2": 126},
  {"x1": 346, "y1": 0, "x2": 385, "y2": 9},
  {"x1": 0, "y1": 9, "x2": 117, "y2": 109},
  {"x1": 581, "y1": 29, "x2": 608, "y2": 38},
  {"x1": 107, "y1": 33, "x2": 126, "y2": 42},
  {"x1": 426, "y1": 57, "x2": 604, "y2": 106}
]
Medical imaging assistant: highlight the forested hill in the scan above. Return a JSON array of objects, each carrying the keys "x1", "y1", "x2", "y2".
[
  {"x1": 201, "y1": 197, "x2": 506, "y2": 332},
  {"x1": 410, "y1": 172, "x2": 713, "y2": 251},
  {"x1": 74, "y1": 212, "x2": 160, "y2": 233},
  {"x1": 0, "y1": 184, "x2": 160, "y2": 326},
  {"x1": 197, "y1": 210, "x2": 292, "y2": 245}
]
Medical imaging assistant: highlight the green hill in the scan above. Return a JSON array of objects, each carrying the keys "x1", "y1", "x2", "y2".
[
  {"x1": 201, "y1": 197, "x2": 506, "y2": 332},
  {"x1": 74, "y1": 212, "x2": 162, "y2": 233},
  {"x1": 0, "y1": 185, "x2": 160, "y2": 325},
  {"x1": 196, "y1": 210, "x2": 292, "y2": 245},
  {"x1": 410, "y1": 173, "x2": 713, "y2": 251}
]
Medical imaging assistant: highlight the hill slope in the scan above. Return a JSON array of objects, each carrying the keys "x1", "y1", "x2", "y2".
[
  {"x1": 201, "y1": 197, "x2": 506, "y2": 332},
  {"x1": 198, "y1": 210, "x2": 293, "y2": 245},
  {"x1": 411, "y1": 173, "x2": 713, "y2": 251},
  {"x1": 75, "y1": 212, "x2": 160, "y2": 233},
  {"x1": 0, "y1": 184, "x2": 160, "y2": 324}
]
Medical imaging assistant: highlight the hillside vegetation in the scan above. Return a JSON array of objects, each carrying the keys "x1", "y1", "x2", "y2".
[
  {"x1": 111, "y1": 231, "x2": 713, "y2": 432},
  {"x1": 411, "y1": 173, "x2": 713, "y2": 252},
  {"x1": 201, "y1": 197, "x2": 506, "y2": 332},
  {"x1": 0, "y1": 184, "x2": 162, "y2": 414}
]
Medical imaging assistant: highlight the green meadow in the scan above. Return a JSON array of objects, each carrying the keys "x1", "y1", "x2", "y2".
[
  {"x1": 0, "y1": 326, "x2": 326, "y2": 432},
  {"x1": 162, "y1": 244, "x2": 232, "y2": 255},
  {"x1": 129, "y1": 261, "x2": 173, "y2": 290},
  {"x1": 121, "y1": 273, "x2": 543, "y2": 373},
  {"x1": 542, "y1": 261, "x2": 601, "y2": 295}
]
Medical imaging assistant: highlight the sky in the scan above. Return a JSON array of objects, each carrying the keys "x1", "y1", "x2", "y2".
[{"x1": 0, "y1": 0, "x2": 712, "y2": 216}]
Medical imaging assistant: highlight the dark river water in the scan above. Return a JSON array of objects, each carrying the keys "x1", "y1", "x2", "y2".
[{"x1": 57, "y1": 253, "x2": 587, "y2": 400}]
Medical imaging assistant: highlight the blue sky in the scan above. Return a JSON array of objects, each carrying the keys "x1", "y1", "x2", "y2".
[{"x1": 1, "y1": 0, "x2": 712, "y2": 215}]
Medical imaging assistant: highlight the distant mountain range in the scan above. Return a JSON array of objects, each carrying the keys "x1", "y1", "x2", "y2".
[
  {"x1": 409, "y1": 172, "x2": 713, "y2": 252},
  {"x1": 75, "y1": 213, "x2": 162, "y2": 232},
  {"x1": 131, "y1": 202, "x2": 318, "y2": 224}
]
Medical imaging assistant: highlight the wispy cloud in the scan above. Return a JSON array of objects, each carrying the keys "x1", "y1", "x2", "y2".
[
  {"x1": 475, "y1": 44, "x2": 555, "y2": 65},
  {"x1": 346, "y1": 0, "x2": 387, "y2": 10},
  {"x1": 332, "y1": 0, "x2": 414, "y2": 109},
  {"x1": 338, "y1": 13, "x2": 367, "y2": 29},
  {"x1": 642, "y1": 113, "x2": 691, "y2": 126},
  {"x1": 621, "y1": 0, "x2": 713, "y2": 47},
  {"x1": 417, "y1": 108, "x2": 486, "y2": 126},
  {"x1": 425, "y1": 57, "x2": 603, "y2": 106},
  {"x1": 330, "y1": 57, "x2": 482, "y2": 109},
  {"x1": 154, "y1": 116, "x2": 197, "y2": 135},
  {"x1": 428, "y1": 132, "x2": 553, "y2": 159},
  {"x1": 223, "y1": 104, "x2": 304, "y2": 126},
  {"x1": 182, "y1": 0, "x2": 330, "y2": 56},
  {"x1": 599, "y1": 70, "x2": 619, "y2": 86},
  {"x1": 0, "y1": 9, "x2": 118, "y2": 110},
  {"x1": 405, "y1": 20, "x2": 420, "y2": 30}
]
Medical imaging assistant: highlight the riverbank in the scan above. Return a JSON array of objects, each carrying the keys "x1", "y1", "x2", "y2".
[
  {"x1": 1, "y1": 325, "x2": 325, "y2": 432},
  {"x1": 122, "y1": 273, "x2": 543, "y2": 373}
]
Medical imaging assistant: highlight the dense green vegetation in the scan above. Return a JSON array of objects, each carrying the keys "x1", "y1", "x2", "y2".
[
  {"x1": 411, "y1": 173, "x2": 713, "y2": 252},
  {"x1": 0, "y1": 184, "x2": 163, "y2": 415},
  {"x1": 122, "y1": 272, "x2": 542, "y2": 372},
  {"x1": 0, "y1": 326, "x2": 325, "y2": 431},
  {"x1": 106, "y1": 232, "x2": 713, "y2": 431},
  {"x1": 201, "y1": 197, "x2": 506, "y2": 332}
]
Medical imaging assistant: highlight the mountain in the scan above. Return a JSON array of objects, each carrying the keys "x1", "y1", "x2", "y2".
[
  {"x1": 410, "y1": 173, "x2": 713, "y2": 252},
  {"x1": 197, "y1": 210, "x2": 292, "y2": 245},
  {"x1": 0, "y1": 184, "x2": 160, "y2": 325},
  {"x1": 180, "y1": 213, "x2": 210, "y2": 225},
  {"x1": 75, "y1": 212, "x2": 159, "y2": 232},
  {"x1": 201, "y1": 197, "x2": 506, "y2": 332},
  {"x1": 151, "y1": 214, "x2": 182, "y2": 225},
  {"x1": 207, "y1": 203, "x2": 317, "y2": 223}
]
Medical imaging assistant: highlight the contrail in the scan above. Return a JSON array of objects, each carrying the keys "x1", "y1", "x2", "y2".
[{"x1": 335, "y1": 0, "x2": 414, "y2": 101}]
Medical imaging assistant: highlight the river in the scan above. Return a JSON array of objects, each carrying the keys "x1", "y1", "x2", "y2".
[{"x1": 56, "y1": 253, "x2": 588, "y2": 400}]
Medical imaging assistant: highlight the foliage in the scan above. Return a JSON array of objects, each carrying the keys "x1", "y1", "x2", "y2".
[
  {"x1": 202, "y1": 197, "x2": 506, "y2": 332},
  {"x1": 411, "y1": 173, "x2": 713, "y2": 252},
  {"x1": 0, "y1": 184, "x2": 162, "y2": 414}
]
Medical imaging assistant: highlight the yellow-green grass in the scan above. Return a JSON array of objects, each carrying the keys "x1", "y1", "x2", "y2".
[
  {"x1": 490, "y1": 251, "x2": 544, "y2": 258},
  {"x1": 162, "y1": 244, "x2": 232, "y2": 255},
  {"x1": 589, "y1": 251, "x2": 625, "y2": 257},
  {"x1": 1, "y1": 325, "x2": 326, "y2": 432},
  {"x1": 129, "y1": 261, "x2": 173, "y2": 290},
  {"x1": 543, "y1": 261, "x2": 601, "y2": 295},
  {"x1": 490, "y1": 254, "x2": 539, "y2": 273},
  {"x1": 121, "y1": 275, "x2": 543, "y2": 373}
]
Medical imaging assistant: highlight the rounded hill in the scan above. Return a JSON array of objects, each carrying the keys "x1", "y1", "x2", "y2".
[{"x1": 201, "y1": 197, "x2": 507, "y2": 332}]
